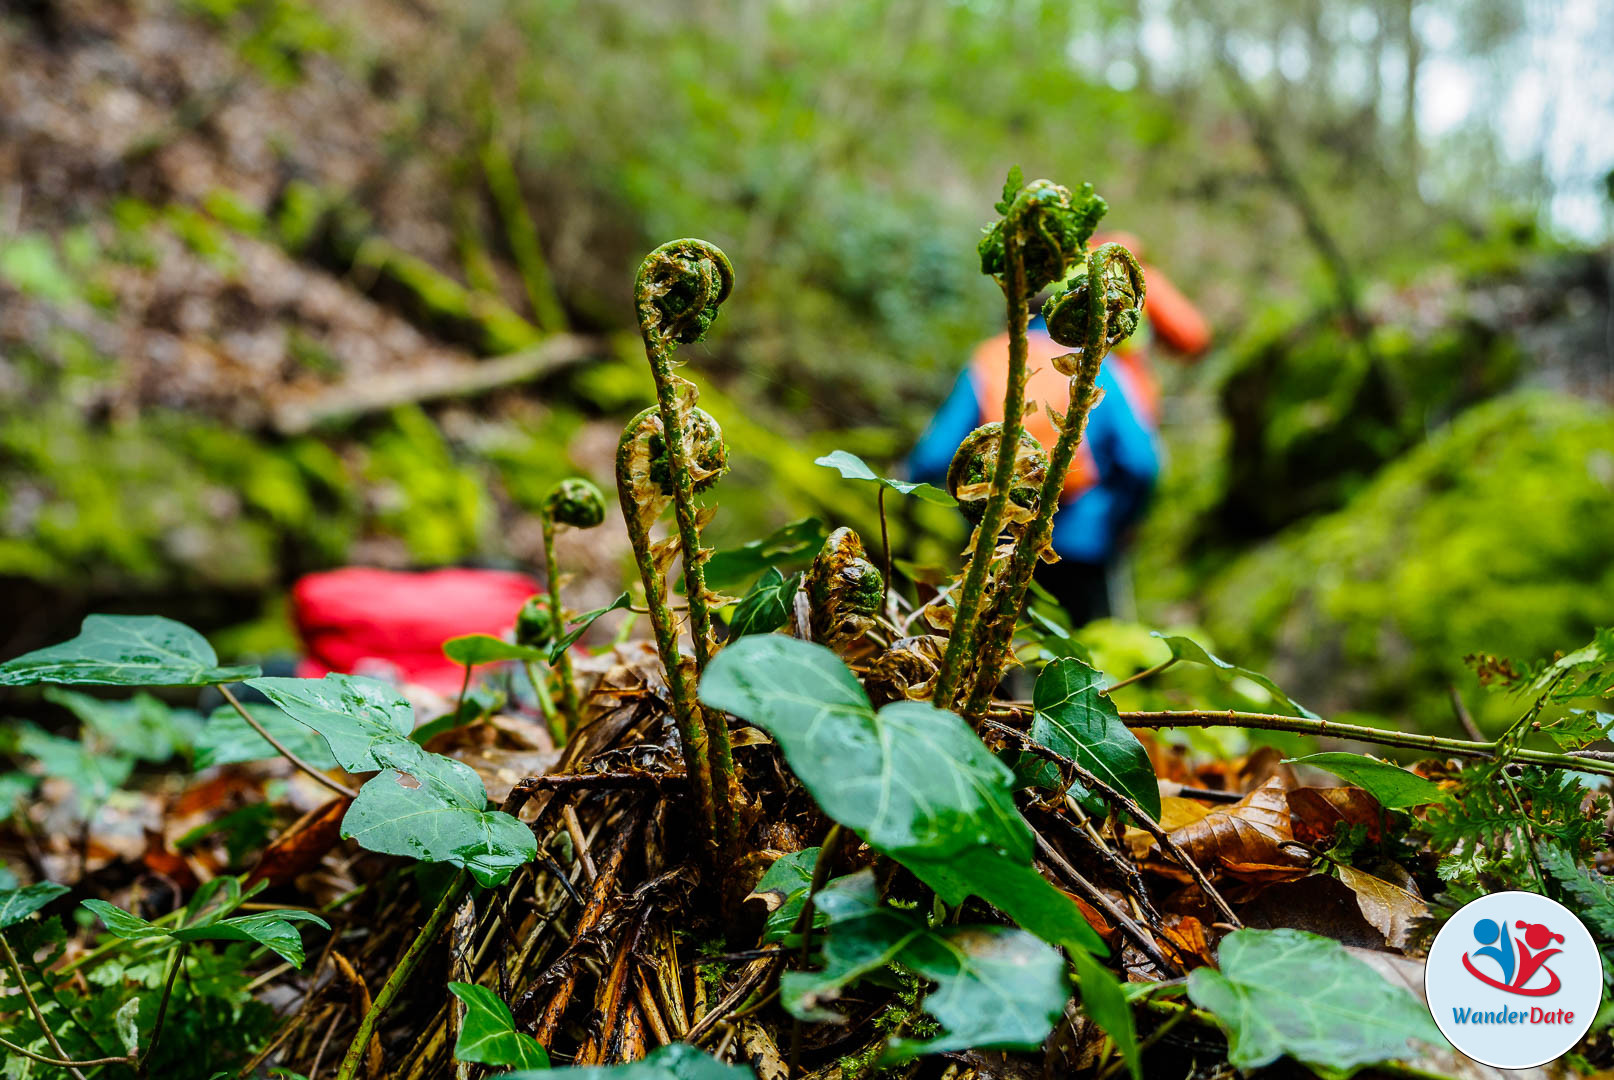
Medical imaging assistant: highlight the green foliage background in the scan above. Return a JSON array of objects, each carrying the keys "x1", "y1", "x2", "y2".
[{"x1": 0, "y1": 0, "x2": 1610, "y2": 735}]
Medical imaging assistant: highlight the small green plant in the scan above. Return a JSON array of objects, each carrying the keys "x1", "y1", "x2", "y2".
[{"x1": 541, "y1": 476, "x2": 608, "y2": 734}]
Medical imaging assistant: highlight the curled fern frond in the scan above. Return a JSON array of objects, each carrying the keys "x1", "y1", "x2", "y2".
[
  {"x1": 538, "y1": 476, "x2": 608, "y2": 737},
  {"x1": 515, "y1": 595, "x2": 559, "y2": 650},
  {"x1": 946, "y1": 423, "x2": 1049, "y2": 525},
  {"x1": 634, "y1": 239, "x2": 734, "y2": 346},
  {"x1": 807, "y1": 527, "x2": 884, "y2": 647},
  {"x1": 978, "y1": 178, "x2": 1107, "y2": 295},
  {"x1": 1043, "y1": 242, "x2": 1146, "y2": 351},
  {"x1": 647, "y1": 407, "x2": 730, "y2": 496},
  {"x1": 543, "y1": 477, "x2": 607, "y2": 530}
]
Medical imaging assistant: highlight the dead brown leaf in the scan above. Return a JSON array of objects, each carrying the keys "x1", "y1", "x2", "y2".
[
  {"x1": 1287, "y1": 786, "x2": 1383, "y2": 848},
  {"x1": 1165, "y1": 777, "x2": 1308, "y2": 872},
  {"x1": 1337, "y1": 863, "x2": 1427, "y2": 949},
  {"x1": 245, "y1": 796, "x2": 350, "y2": 889}
]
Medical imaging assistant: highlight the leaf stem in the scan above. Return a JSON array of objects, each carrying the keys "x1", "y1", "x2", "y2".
[
  {"x1": 1094, "y1": 1009, "x2": 1186, "y2": 1080},
  {"x1": 789, "y1": 823, "x2": 842, "y2": 1076},
  {"x1": 541, "y1": 515, "x2": 583, "y2": 734},
  {"x1": 1105, "y1": 658, "x2": 1177, "y2": 695},
  {"x1": 137, "y1": 943, "x2": 186, "y2": 1076},
  {"x1": 1118, "y1": 710, "x2": 1614, "y2": 777},
  {"x1": 984, "y1": 720, "x2": 1241, "y2": 926},
  {"x1": 934, "y1": 224, "x2": 1030, "y2": 708},
  {"x1": 876, "y1": 487, "x2": 891, "y2": 618},
  {"x1": 454, "y1": 663, "x2": 473, "y2": 720},
  {"x1": 334, "y1": 869, "x2": 467, "y2": 1080},
  {"x1": 523, "y1": 660, "x2": 561, "y2": 743},
  {"x1": 218, "y1": 684, "x2": 358, "y2": 800},
  {"x1": 0, "y1": 932, "x2": 95, "y2": 1079},
  {"x1": 0, "y1": 1035, "x2": 127, "y2": 1070}
]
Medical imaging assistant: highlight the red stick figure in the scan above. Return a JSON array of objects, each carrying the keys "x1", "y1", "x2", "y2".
[{"x1": 1511, "y1": 920, "x2": 1564, "y2": 995}]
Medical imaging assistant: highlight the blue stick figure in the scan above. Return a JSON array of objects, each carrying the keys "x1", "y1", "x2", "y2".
[{"x1": 1472, "y1": 918, "x2": 1516, "y2": 985}]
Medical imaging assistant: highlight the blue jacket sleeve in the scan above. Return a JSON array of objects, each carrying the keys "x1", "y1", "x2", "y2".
[{"x1": 907, "y1": 370, "x2": 981, "y2": 486}]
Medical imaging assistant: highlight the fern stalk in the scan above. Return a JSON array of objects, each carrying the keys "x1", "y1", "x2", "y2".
[
  {"x1": 1119, "y1": 710, "x2": 1614, "y2": 777},
  {"x1": 962, "y1": 243, "x2": 1144, "y2": 721},
  {"x1": 615, "y1": 418, "x2": 718, "y2": 845},
  {"x1": 933, "y1": 225, "x2": 1030, "y2": 709},
  {"x1": 962, "y1": 351, "x2": 1104, "y2": 722}
]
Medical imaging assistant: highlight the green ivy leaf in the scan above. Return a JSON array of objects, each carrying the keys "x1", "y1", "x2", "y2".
[
  {"x1": 172, "y1": 910, "x2": 330, "y2": 968},
  {"x1": 704, "y1": 517, "x2": 828, "y2": 590},
  {"x1": 43, "y1": 688, "x2": 200, "y2": 763},
  {"x1": 1151, "y1": 633, "x2": 1319, "y2": 719},
  {"x1": 84, "y1": 898, "x2": 328, "y2": 967},
  {"x1": 0, "y1": 883, "x2": 69, "y2": 928},
  {"x1": 1072, "y1": 948, "x2": 1139, "y2": 1080},
  {"x1": 1024, "y1": 607, "x2": 1095, "y2": 665},
  {"x1": 780, "y1": 870, "x2": 1069, "y2": 1064},
  {"x1": 194, "y1": 704, "x2": 340, "y2": 771},
  {"x1": 506, "y1": 1043, "x2": 748, "y2": 1080},
  {"x1": 341, "y1": 744, "x2": 536, "y2": 887},
  {"x1": 1187, "y1": 928, "x2": 1445, "y2": 1073},
  {"x1": 17, "y1": 725, "x2": 134, "y2": 815},
  {"x1": 701, "y1": 636, "x2": 1102, "y2": 955},
  {"x1": 814, "y1": 450, "x2": 958, "y2": 507},
  {"x1": 702, "y1": 638, "x2": 1023, "y2": 854},
  {"x1": 748, "y1": 846, "x2": 825, "y2": 943},
  {"x1": 244, "y1": 674, "x2": 533, "y2": 884},
  {"x1": 79, "y1": 900, "x2": 176, "y2": 946},
  {"x1": 442, "y1": 635, "x2": 549, "y2": 666},
  {"x1": 1032, "y1": 658, "x2": 1161, "y2": 821},
  {"x1": 447, "y1": 983, "x2": 550, "y2": 1068},
  {"x1": 549, "y1": 592, "x2": 632, "y2": 664},
  {"x1": 0, "y1": 773, "x2": 36, "y2": 823},
  {"x1": 1286, "y1": 753, "x2": 1447, "y2": 810},
  {"x1": 245, "y1": 674, "x2": 415, "y2": 772},
  {"x1": 728, "y1": 568, "x2": 800, "y2": 639},
  {"x1": 0, "y1": 615, "x2": 260, "y2": 687},
  {"x1": 896, "y1": 846, "x2": 1104, "y2": 955}
]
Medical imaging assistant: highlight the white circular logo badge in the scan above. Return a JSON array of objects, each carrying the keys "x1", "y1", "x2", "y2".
[{"x1": 1425, "y1": 891, "x2": 1603, "y2": 1069}]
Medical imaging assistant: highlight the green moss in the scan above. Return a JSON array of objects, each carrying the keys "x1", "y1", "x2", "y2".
[
  {"x1": 1199, "y1": 392, "x2": 1614, "y2": 733},
  {"x1": 363, "y1": 406, "x2": 491, "y2": 566}
]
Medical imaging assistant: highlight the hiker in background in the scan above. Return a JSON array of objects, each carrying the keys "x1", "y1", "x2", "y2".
[{"x1": 908, "y1": 232, "x2": 1211, "y2": 625}]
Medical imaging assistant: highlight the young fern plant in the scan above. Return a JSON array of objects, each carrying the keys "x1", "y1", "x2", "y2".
[
  {"x1": 626, "y1": 238, "x2": 745, "y2": 857},
  {"x1": 961, "y1": 242, "x2": 1145, "y2": 720},
  {"x1": 931, "y1": 171, "x2": 1106, "y2": 710},
  {"x1": 539, "y1": 476, "x2": 607, "y2": 735}
]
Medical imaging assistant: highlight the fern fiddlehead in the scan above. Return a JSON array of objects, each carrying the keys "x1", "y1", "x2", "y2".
[
  {"x1": 961, "y1": 242, "x2": 1146, "y2": 722},
  {"x1": 634, "y1": 241, "x2": 732, "y2": 669},
  {"x1": 630, "y1": 239, "x2": 742, "y2": 853},
  {"x1": 806, "y1": 527, "x2": 885, "y2": 649},
  {"x1": 932, "y1": 173, "x2": 1099, "y2": 710},
  {"x1": 540, "y1": 477, "x2": 606, "y2": 735}
]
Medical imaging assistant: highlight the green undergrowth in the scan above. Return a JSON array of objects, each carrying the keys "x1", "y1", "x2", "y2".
[{"x1": 1196, "y1": 391, "x2": 1614, "y2": 733}]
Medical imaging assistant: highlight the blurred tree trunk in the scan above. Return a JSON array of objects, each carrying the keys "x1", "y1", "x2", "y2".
[{"x1": 1398, "y1": 0, "x2": 1421, "y2": 186}]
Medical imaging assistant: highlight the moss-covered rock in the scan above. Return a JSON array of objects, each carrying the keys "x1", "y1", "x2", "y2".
[{"x1": 1198, "y1": 391, "x2": 1614, "y2": 733}]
